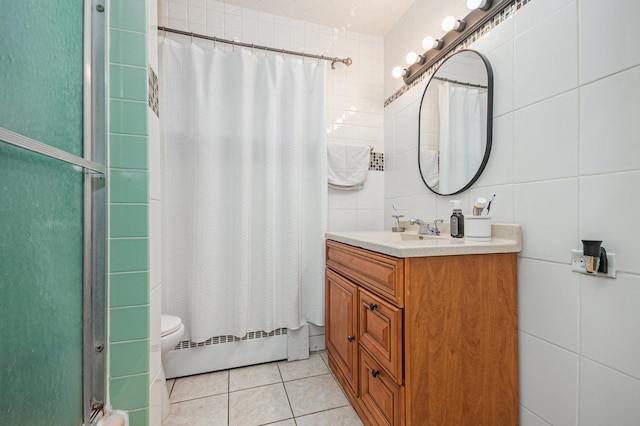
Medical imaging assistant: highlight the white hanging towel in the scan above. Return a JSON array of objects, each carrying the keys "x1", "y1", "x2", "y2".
[{"x1": 327, "y1": 144, "x2": 370, "y2": 190}]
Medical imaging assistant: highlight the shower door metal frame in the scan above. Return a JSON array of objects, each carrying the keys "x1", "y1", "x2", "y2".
[{"x1": 83, "y1": 0, "x2": 107, "y2": 424}]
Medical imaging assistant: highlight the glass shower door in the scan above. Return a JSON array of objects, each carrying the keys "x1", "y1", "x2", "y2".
[
  {"x1": 0, "y1": 144, "x2": 85, "y2": 425},
  {"x1": 0, "y1": 1, "x2": 104, "y2": 424}
]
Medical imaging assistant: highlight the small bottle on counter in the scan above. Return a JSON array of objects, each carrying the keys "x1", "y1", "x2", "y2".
[{"x1": 450, "y1": 200, "x2": 464, "y2": 238}]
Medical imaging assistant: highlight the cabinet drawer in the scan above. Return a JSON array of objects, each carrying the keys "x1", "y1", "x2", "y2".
[
  {"x1": 360, "y1": 348, "x2": 405, "y2": 426},
  {"x1": 359, "y1": 288, "x2": 403, "y2": 385},
  {"x1": 327, "y1": 240, "x2": 404, "y2": 307}
]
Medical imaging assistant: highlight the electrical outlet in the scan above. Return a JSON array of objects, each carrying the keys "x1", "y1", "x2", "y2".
[{"x1": 571, "y1": 249, "x2": 616, "y2": 278}]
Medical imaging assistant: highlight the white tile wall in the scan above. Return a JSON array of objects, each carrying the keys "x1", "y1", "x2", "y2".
[
  {"x1": 579, "y1": 358, "x2": 640, "y2": 426},
  {"x1": 580, "y1": 67, "x2": 640, "y2": 176},
  {"x1": 519, "y1": 333, "x2": 579, "y2": 426},
  {"x1": 384, "y1": 0, "x2": 640, "y2": 424},
  {"x1": 513, "y1": 90, "x2": 579, "y2": 182},
  {"x1": 579, "y1": 0, "x2": 640, "y2": 84},
  {"x1": 514, "y1": 0, "x2": 574, "y2": 37},
  {"x1": 581, "y1": 273, "x2": 640, "y2": 379},
  {"x1": 579, "y1": 172, "x2": 640, "y2": 275},
  {"x1": 518, "y1": 258, "x2": 580, "y2": 352},
  {"x1": 513, "y1": 179, "x2": 578, "y2": 263},
  {"x1": 513, "y1": 2, "x2": 578, "y2": 109},
  {"x1": 520, "y1": 406, "x2": 553, "y2": 426}
]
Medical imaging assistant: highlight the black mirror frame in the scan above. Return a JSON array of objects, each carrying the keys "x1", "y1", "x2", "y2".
[{"x1": 418, "y1": 49, "x2": 494, "y2": 196}]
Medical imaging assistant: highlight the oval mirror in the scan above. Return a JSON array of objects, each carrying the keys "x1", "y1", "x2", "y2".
[{"x1": 418, "y1": 49, "x2": 493, "y2": 196}]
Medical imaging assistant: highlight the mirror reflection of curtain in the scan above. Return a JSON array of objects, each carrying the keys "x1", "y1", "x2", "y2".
[
  {"x1": 438, "y1": 82, "x2": 487, "y2": 194},
  {"x1": 160, "y1": 38, "x2": 327, "y2": 343}
]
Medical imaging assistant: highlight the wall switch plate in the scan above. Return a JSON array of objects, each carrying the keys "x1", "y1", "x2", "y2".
[{"x1": 571, "y1": 249, "x2": 616, "y2": 278}]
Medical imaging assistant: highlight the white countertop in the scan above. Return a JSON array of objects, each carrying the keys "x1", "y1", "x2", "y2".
[{"x1": 326, "y1": 223, "x2": 522, "y2": 258}]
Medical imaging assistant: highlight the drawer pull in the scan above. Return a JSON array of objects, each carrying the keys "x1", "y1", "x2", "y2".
[
  {"x1": 347, "y1": 335, "x2": 355, "y2": 342},
  {"x1": 371, "y1": 369, "x2": 380, "y2": 378},
  {"x1": 369, "y1": 303, "x2": 378, "y2": 311}
]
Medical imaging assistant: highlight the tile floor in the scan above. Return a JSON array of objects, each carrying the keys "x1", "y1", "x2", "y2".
[{"x1": 163, "y1": 351, "x2": 364, "y2": 426}]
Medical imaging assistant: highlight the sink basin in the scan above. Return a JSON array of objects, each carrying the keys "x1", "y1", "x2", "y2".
[
  {"x1": 341, "y1": 231, "x2": 446, "y2": 243},
  {"x1": 389, "y1": 233, "x2": 443, "y2": 241}
]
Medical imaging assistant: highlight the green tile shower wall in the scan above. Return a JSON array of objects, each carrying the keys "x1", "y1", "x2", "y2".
[
  {"x1": 110, "y1": 272, "x2": 149, "y2": 307},
  {"x1": 110, "y1": 135, "x2": 148, "y2": 169},
  {"x1": 107, "y1": 0, "x2": 150, "y2": 423}
]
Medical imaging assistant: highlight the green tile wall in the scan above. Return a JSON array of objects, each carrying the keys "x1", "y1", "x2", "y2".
[
  {"x1": 110, "y1": 135, "x2": 148, "y2": 169},
  {"x1": 110, "y1": 272, "x2": 149, "y2": 307},
  {"x1": 110, "y1": 205, "x2": 149, "y2": 238},
  {"x1": 107, "y1": 1, "x2": 150, "y2": 424}
]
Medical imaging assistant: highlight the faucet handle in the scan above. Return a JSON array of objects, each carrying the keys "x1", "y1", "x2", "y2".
[{"x1": 431, "y1": 219, "x2": 444, "y2": 235}]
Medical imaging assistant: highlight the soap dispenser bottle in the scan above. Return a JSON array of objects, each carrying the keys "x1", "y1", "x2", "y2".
[{"x1": 450, "y1": 200, "x2": 464, "y2": 238}]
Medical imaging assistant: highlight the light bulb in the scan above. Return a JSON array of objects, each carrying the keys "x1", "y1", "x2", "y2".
[
  {"x1": 422, "y1": 36, "x2": 435, "y2": 50},
  {"x1": 442, "y1": 16, "x2": 456, "y2": 31},
  {"x1": 467, "y1": 0, "x2": 481, "y2": 9},
  {"x1": 467, "y1": 0, "x2": 491, "y2": 10},
  {"x1": 442, "y1": 16, "x2": 465, "y2": 32},
  {"x1": 392, "y1": 66, "x2": 404, "y2": 78},
  {"x1": 405, "y1": 51, "x2": 418, "y2": 65}
]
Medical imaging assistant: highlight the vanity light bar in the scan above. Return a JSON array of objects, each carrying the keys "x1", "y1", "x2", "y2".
[{"x1": 402, "y1": 0, "x2": 511, "y2": 85}]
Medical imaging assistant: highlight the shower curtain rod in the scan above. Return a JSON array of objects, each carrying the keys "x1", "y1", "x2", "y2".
[
  {"x1": 433, "y1": 75, "x2": 487, "y2": 89},
  {"x1": 158, "y1": 26, "x2": 353, "y2": 69}
]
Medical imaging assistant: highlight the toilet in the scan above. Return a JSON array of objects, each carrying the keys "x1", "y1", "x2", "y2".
[{"x1": 160, "y1": 315, "x2": 184, "y2": 420}]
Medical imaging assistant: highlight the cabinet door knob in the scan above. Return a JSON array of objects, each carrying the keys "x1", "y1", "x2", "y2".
[
  {"x1": 347, "y1": 335, "x2": 354, "y2": 342},
  {"x1": 371, "y1": 369, "x2": 380, "y2": 378},
  {"x1": 369, "y1": 303, "x2": 377, "y2": 311}
]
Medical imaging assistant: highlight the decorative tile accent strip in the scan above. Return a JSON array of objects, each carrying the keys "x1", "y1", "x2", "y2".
[
  {"x1": 370, "y1": 152, "x2": 384, "y2": 171},
  {"x1": 148, "y1": 66, "x2": 159, "y2": 117},
  {"x1": 384, "y1": 0, "x2": 533, "y2": 108}
]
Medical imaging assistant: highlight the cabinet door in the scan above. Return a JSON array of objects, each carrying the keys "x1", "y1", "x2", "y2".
[
  {"x1": 326, "y1": 268, "x2": 359, "y2": 395},
  {"x1": 360, "y1": 348, "x2": 405, "y2": 426},
  {"x1": 359, "y1": 288, "x2": 403, "y2": 385}
]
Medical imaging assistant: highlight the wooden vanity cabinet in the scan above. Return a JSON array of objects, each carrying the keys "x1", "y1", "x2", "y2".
[{"x1": 325, "y1": 240, "x2": 519, "y2": 426}]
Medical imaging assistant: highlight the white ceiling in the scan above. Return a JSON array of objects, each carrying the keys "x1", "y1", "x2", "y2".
[{"x1": 215, "y1": 0, "x2": 416, "y2": 36}]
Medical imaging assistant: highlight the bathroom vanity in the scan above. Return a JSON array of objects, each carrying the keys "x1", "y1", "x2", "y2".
[{"x1": 325, "y1": 225, "x2": 521, "y2": 425}]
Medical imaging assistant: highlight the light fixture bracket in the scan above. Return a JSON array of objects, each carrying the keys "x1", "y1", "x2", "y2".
[{"x1": 403, "y1": 0, "x2": 510, "y2": 85}]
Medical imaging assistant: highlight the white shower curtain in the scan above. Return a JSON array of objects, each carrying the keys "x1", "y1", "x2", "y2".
[
  {"x1": 438, "y1": 82, "x2": 487, "y2": 194},
  {"x1": 160, "y1": 38, "x2": 327, "y2": 343}
]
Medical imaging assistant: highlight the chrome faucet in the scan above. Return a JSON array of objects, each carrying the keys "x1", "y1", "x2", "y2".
[{"x1": 409, "y1": 218, "x2": 443, "y2": 236}]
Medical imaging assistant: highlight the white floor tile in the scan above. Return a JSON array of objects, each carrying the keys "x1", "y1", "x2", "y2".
[
  {"x1": 170, "y1": 370, "x2": 229, "y2": 403},
  {"x1": 278, "y1": 353, "x2": 329, "y2": 382},
  {"x1": 295, "y1": 406, "x2": 363, "y2": 426},
  {"x1": 229, "y1": 362, "x2": 282, "y2": 392},
  {"x1": 228, "y1": 383, "x2": 293, "y2": 426},
  {"x1": 284, "y1": 374, "x2": 349, "y2": 417},
  {"x1": 166, "y1": 357, "x2": 366, "y2": 425},
  {"x1": 163, "y1": 394, "x2": 228, "y2": 426}
]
